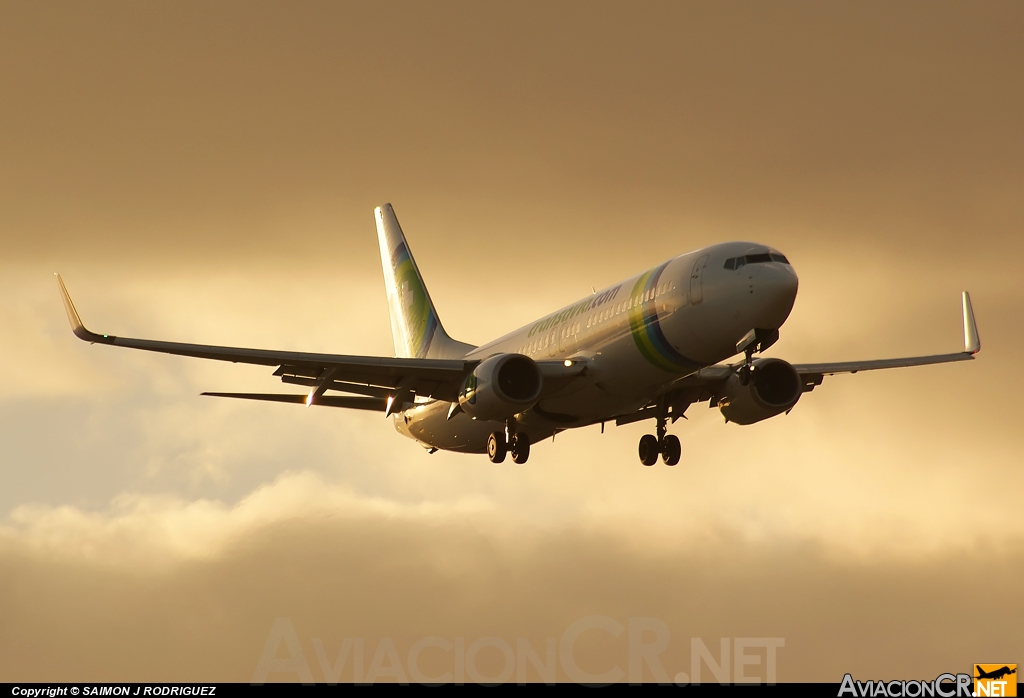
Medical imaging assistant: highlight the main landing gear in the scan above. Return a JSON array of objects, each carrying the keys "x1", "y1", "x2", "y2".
[
  {"x1": 488, "y1": 420, "x2": 530, "y2": 464},
  {"x1": 638, "y1": 415, "x2": 680, "y2": 466}
]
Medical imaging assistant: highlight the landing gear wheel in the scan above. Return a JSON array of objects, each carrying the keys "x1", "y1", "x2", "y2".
[
  {"x1": 638, "y1": 434, "x2": 659, "y2": 466},
  {"x1": 661, "y1": 434, "x2": 681, "y2": 466},
  {"x1": 487, "y1": 431, "x2": 506, "y2": 463},
  {"x1": 511, "y1": 433, "x2": 531, "y2": 464}
]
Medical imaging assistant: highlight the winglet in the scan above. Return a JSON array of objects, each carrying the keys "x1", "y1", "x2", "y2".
[
  {"x1": 55, "y1": 274, "x2": 110, "y2": 343},
  {"x1": 962, "y1": 291, "x2": 980, "y2": 355}
]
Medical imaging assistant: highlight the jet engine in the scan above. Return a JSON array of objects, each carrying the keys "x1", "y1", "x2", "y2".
[
  {"x1": 718, "y1": 358, "x2": 802, "y2": 425},
  {"x1": 458, "y1": 353, "x2": 543, "y2": 421}
]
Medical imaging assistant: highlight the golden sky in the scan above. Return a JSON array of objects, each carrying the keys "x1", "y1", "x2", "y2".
[{"x1": 1, "y1": 0, "x2": 1022, "y2": 682}]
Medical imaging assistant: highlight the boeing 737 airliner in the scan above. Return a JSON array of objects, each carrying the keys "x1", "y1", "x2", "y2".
[{"x1": 57, "y1": 204, "x2": 980, "y2": 465}]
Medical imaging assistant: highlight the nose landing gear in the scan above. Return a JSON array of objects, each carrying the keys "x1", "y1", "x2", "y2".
[
  {"x1": 739, "y1": 347, "x2": 755, "y2": 386},
  {"x1": 737, "y1": 328, "x2": 779, "y2": 386},
  {"x1": 488, "y1": 419, "x2": 531, "y2": 464},
  {"x1": 637, "y1": 415, "x2": 681, "y2": 466}
]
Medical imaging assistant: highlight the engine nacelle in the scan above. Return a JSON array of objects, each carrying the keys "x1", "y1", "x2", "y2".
[
  {"x1": 719, "y1": 358, "x2": 802, "y2": 425},
  {"x1": 458, "y1": 353, "x2": 543, "y2": 421}
]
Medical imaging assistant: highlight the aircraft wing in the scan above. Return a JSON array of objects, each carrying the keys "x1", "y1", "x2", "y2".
[
  {"x1": 618, "y1": 291, "x2": 981, "y2": 425},
  {"x1": 791, "y1": 291, "x2": 980, "y2": 385},
  {"x1": 57, "y1": 275, "x2": 474, "y2": 402}
]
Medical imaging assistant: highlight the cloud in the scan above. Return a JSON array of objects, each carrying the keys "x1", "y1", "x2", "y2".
[
  {"x1": 0, "y1": 472, "x2": 496, "y2": 569},
  {"x1": 1, "y1": 480, "x2": 1021, "y2": 682}
]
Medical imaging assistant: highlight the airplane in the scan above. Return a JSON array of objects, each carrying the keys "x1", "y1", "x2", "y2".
[
  {"x1": 975, "y1": 666, "x2": 1016, "y2": 681},
  {"x1": 56, "y1": 203, "x2": 981, "y2": 466}
]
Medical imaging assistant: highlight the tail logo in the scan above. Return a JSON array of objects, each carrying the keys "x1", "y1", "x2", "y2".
[{"x1": 392, "y1": 242, "x2": 438, "y2": 359}]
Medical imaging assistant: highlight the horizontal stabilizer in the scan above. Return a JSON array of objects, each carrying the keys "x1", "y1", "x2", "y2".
[{"x1": 201, "y1": 392, "x2": 387, "y2": 411}]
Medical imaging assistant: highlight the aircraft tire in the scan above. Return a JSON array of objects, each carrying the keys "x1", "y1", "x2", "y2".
[
  {"x1": 511, "y1": 433, "x2": 531, "y2": 464},
  {"x1": 638, "y1": 434, "x2": 659, "y2": 466},
  {"x1": 661, "y1": 435, "x2": 681, "y2": 466},
  {"x1": 487, "y1": 431, "x2": 507, "y2": 463}
]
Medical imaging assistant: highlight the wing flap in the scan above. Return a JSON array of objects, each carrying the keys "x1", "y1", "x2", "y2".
[{"x1": 201, "y1": 392, "x2": 387, "y2": 411}]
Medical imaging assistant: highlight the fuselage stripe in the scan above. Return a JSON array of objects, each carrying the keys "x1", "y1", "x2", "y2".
[{"x1": 628, "y1": 263, "x2": 696, "y2": 373}]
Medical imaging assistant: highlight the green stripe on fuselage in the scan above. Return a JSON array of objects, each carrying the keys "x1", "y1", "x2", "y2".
[{"x1": 628, "y1": 266, "x2": 690, "y2": 373}]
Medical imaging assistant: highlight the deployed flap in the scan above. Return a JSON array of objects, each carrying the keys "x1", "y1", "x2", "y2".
[
  {"x1": 201, "y1": 392, "x2": 386, "y2": 411},
  {"x1": 375, "y1": 204, "x2": 475, "y2": 359}
]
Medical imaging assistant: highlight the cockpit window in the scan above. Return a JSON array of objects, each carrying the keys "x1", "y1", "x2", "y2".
[{"x1": 724, "y1": 252, "x2": 790, "y2": 270}]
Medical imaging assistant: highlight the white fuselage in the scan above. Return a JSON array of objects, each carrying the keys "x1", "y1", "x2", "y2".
[{"x1": 396, "y1": 241, "x2": 799, "y2": 452}]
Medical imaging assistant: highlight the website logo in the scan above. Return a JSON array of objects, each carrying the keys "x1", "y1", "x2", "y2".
[{"x1": 974, "y1": 665, "x2": 1016, "y2": 697}]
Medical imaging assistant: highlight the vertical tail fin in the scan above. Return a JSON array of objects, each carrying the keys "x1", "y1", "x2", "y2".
[{"x1": 375, "y1": 204, "x2": 474, "y2": 359}]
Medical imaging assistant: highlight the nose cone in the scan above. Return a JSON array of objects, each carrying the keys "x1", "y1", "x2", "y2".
[{"x1": 753, "y1": 262, "x2": 799, "y2": 329}]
